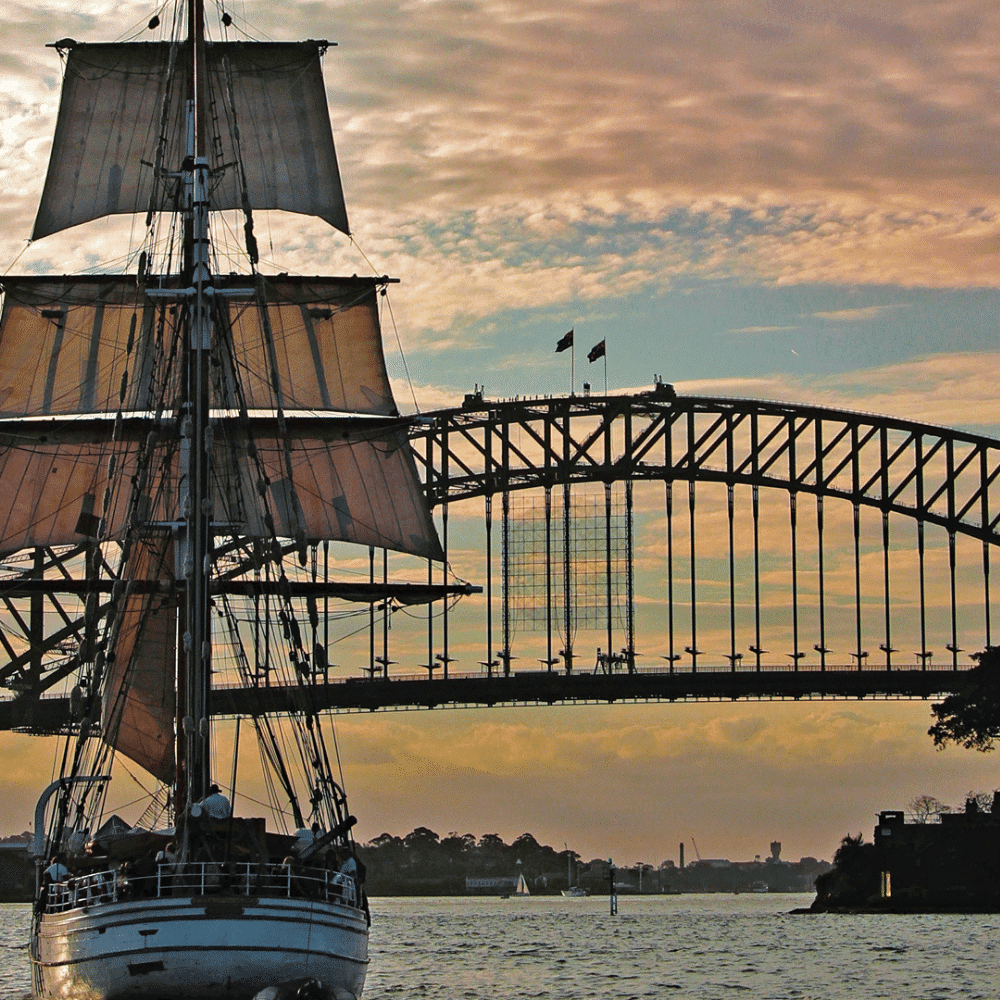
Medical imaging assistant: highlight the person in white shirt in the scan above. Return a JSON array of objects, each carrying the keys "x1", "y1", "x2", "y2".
[
  {"x1": 44, "y1": 856, "x2": 68, "y2": 883},
  {"x1": 339, "y1": 853, "x2": 358, "y2": 880},
  {"x1": 41, "y1": 855, "x2": 69, "y2": 909},
  {"x1": 193, "y1": 784, "x2": 231, "y2": 819},
  {"x1": 294, "y1": 822, "x2": 325, "y2": 859},
  {"x1": 155, "y1": 842, "x2": 178, "y2": 868}
]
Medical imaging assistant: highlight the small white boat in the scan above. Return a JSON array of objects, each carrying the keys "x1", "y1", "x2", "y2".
[{"x1": 561, "y1": 847, "x2": 589, "y2": 896}]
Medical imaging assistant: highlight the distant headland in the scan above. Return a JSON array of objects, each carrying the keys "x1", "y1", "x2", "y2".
[
  {"x1": 809, "y1": 791, "x2": 1000, "y2": 913},
  {"x1": 355, "y1": 828, "x2": 829, "y2": 896}
]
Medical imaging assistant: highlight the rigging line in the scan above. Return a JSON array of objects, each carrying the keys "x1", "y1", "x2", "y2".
[
  {"x1": 444, "y1": 559, "x2": 474, "y2": 587},
  {"x1": 397, "y1": 598, "x2": 461, "y2": 623},
  {"x1": 110, "y1": 790, "x2": 160, "y2": 813},
  {"x1": 113, "y1": 0, "x2": 172, "y2": 43},
  {"x1": 218, "y1": 593, "x2": 308, "y2": 826},
  {"x1": 381, "y1": 291, "x2": 420, "y2": 415},
  {"x1": 328, "y1": 710, "x2": 347, "y2": 802},
  {"x1": 328, "y1": 605, "x2": 399, "y2": 644},
  {"x1": 1, "y1": 242, "x2": 31, "y2": 278},
  {"x1": 232, "y1": 787, "x2": 294, "y2": 818},
  {"x1": 348, "y1": 235, "x2": 383, "y2": 279},
  {"x1": 211, "y1": 0, "x2": 274, "y2": 43}
]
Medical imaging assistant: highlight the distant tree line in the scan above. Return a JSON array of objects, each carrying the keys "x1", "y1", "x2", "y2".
[
  {"x1": 356, "y1": 827, "x2": 829, "y2": 896},
  {"x1": 356, "y1": 828, "x2": 612, "y2": 896}
]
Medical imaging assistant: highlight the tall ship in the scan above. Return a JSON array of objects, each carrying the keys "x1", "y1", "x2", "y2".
[{"x1": 3, "y1": 1, "x2": 452, "y2": 997}]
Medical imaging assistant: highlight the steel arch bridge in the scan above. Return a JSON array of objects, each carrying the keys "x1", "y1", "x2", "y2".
[
  {"x1": 407, "y1": 386, "x2": 1000, "y2": 681},
  {"x1": 1, "y1": 386, "x2": 998, "y2": 728}
]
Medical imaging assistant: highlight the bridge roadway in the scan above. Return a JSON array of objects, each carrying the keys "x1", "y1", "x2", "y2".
[{"x1": 0, "y1": 663, "x2": 973, "y2": 732}]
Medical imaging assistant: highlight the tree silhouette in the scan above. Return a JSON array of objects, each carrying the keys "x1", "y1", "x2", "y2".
[
  {"x1": 811, "y1": 833, "x2": 879, "y2": 908},
  {"x1": 908, "y1": 794, "x2": 951, "y2": 823},
  {"x1": 929, "y1": 647, "x2": 1000, "y2": 751}
]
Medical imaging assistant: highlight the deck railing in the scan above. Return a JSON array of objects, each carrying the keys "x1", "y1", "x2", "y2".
[{"x1": 44, "y1": 861, "x2": 357, "y2": 914}]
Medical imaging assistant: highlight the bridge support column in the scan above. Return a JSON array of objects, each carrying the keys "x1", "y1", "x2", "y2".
[
  {"x1": 563, "y1": 483, "x2": 573, "y2": 674},
  {"x1": 545, "y1": 487, "x2": 553, "y2": 672},
  {"x1": 664, "y1": 425, "x2": 676, "y2": 673},
  {"x1": 688, "y1": 479, "x2": 697, "y2": 673},
  {"x1": 728, "y1": 483, "x2": 736, "y2": 672},
  {"x1": 817, "y1": 495, "x2": 827, "y2": 671},
  {"x1": 605, "y1": 482, "x2": 613, "y2": 672},
  {"x1": 485, "y1": 495, "x2": 493, "y2": 679},
  {"x1": 882, "y1": 510, "x2": 892, "y2": 671},
  {"x1": 502, "y1": 489, "x2": 511, "y2": 677},
  {"x1": 853, "y1": 502, "x2": 863, "y2": 671},
  {"x1": 442, "y1": 499, "x2": 450, "y2": 679},
  {"x1": 626, "y1": 479, "x2": 635, "y2": 672},
  {"x1": 790, "y1": 492, "x2": 799, "y2": 671},
  {"x1": 752, "y1": 485, "x2": 762, "y2": 672},
  {"x1": 368, "y1": 545, "x2": 375, "y2": 676}
]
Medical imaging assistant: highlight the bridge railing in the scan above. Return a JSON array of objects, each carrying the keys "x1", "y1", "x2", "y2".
[{"x1": 333, "y1": 660, "x2": 975, "y2": 682}]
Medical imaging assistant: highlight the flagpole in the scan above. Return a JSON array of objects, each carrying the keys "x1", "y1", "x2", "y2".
[
  {"x1": 586, "y1": 337, "x2": 606, "y2": 385},
  {"x1": 555, "y1": 328, "x2": 575, "y2": 393}
]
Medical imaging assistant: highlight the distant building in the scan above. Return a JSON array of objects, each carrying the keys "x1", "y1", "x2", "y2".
[{"x1": 873, "y1": 797, "x2": 1000, "y2": 908}]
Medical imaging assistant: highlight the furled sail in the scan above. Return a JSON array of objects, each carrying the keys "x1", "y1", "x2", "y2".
[
  {"x1": 101, "y1": 534, "x2": 176, "y2": 783},
  {"x1": 33, "y1": 41, "x2": 349, "y2": 239}
]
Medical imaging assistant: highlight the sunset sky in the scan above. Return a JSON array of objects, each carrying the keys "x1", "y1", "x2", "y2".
[{"x1": 2, "y1": 0, "x2": 1000, "y2": 867}]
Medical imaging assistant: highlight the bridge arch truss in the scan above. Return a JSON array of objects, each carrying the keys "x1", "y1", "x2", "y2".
[{"x1": 410, "y1": 388, "x2": 1000, "y2": 677}]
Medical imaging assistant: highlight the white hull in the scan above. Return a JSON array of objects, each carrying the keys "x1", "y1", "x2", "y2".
[
  {"x1": 561, "y1": 886, "x2": 589, "y2": 897},
  {"x1": 32, "y1": 894, "x2": 368, "y2": 1000}
]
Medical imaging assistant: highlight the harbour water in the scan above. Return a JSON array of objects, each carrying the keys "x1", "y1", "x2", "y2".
[{"x1": 3, "y1": 894, "x2": 1000, "y2": 999}]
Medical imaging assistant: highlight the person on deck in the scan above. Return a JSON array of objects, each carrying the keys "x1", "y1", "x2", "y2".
[
  {"x1": 338, "y1": 849, "x2": 359, "y2": 901},
  {"x1": 155, "y1": 842, "x2": 178, "y2": 894},
  {"x1": 40, "y1": 855, "x2": 69, "y2": 911},
  {"x1": 294, "y1": 822, "x2": 323, "y2": 857},
  {"x1": 43, "y1": 855, "x2": 69, "y2": 884},
  {"x1": 195, "y1": 784, "x2": 232, "y2": 819}
]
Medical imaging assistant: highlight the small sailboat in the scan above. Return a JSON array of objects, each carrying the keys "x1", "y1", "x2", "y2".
[
  {"x1": 561, "y1": 847, "x2": 589, "y2": 897},
  {"x1": 14, "y1": 2, "x2": 452, "y2": 998}
]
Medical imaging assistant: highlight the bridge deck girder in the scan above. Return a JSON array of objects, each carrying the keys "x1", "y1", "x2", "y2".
[{"x1": 0, "y1": 667, "x2": 971, "y2": 732}]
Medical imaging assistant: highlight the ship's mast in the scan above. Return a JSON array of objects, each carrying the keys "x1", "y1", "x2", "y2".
[{"x1": 178, "y1": 0, "x2": 214, "y2": 844}]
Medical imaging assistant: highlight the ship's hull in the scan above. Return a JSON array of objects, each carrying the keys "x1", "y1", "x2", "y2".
[{"x1": 32, "y1": 894, "x2": 368, "y2": 1000}]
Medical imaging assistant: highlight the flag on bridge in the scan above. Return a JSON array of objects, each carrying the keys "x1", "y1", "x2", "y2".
[
  {"x1": 555, "y1": 329, "x2": 574, "y2": 353},
  {"x1": 588, "y1": 339, "x2": 606, "y2": 363}
]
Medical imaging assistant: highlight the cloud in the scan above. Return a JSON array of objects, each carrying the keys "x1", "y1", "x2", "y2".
[
  {"x1": 727, "y1": 325, "x2": 799, "y2": 334},
  {"x1": 812, "y1": 305, "x2": 907, "y2": 321},
  {"x1": 389, "y1": 377, "x2": 462, "y2": 414},
  {"x1": 5, "y1": 0, "x2": 1000, "y2": 337},
  {"x1": 327, "y1": 701, "x2": 1000, "y2": 862},
  {"x1": 677, "y1": 349, "x2": 1000, "y2": 432}
]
